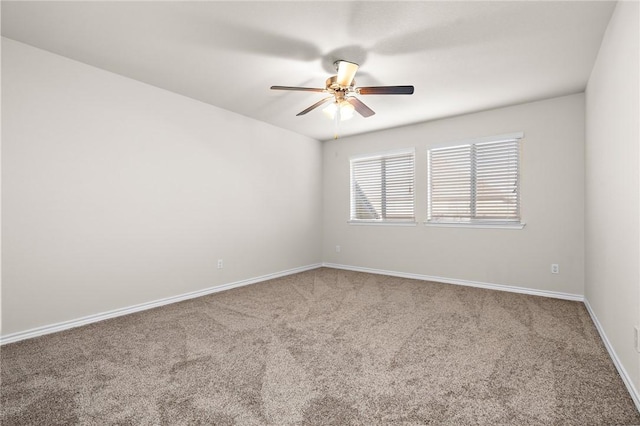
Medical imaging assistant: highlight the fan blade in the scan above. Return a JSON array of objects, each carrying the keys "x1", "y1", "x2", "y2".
[
  {"x1": 346, "y1": 97, "x2": 375, "y2": 118},
  {"x1": 358, "y1": 86, "x2": 414, "y2": 95},
  {"x1": 296, "y1": 97, "x2": 334, "y2": 116},
  {"x1": 336, "y1": 60, "x2": 359, "y2": 87},
  {"x1": 271, "y1": 86, "x2": 326, "y2": 92}
]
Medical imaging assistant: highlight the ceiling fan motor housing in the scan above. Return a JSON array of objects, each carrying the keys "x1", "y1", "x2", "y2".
[{"x1": 326, "y1": 76, "x2": 355, "y2": 90}]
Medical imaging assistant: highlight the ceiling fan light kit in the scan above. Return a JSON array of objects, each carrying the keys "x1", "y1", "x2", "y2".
[
  {"x1": 323, "y1": 99, "x2": 355, "y2": 121},
  {"x1": 270, "y1": 60, "x2": 414, "y2": 138}
]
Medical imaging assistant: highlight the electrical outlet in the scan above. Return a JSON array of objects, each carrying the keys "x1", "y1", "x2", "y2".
[
  {"x1": 551, "y1": 264, "x2": 559, "y2": 274},
  {"x1": 635, "y1": 326, "x2": 640, "y2": 353},
  {"x1": 217, "y1": 259, "x2": 223, "y2": 269},
  {"x1": 336, "y1": 245, "x2": 341, "y2": 253}
]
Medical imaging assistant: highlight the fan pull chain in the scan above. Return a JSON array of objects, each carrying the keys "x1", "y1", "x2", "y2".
[{"x1": 333, "y1": 104, "x2": 341, "y2": 139}]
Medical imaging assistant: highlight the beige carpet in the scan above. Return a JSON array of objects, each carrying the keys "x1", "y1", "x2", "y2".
[{"x1": 1, "y1": 267, "x2": 639, "y2": 425}]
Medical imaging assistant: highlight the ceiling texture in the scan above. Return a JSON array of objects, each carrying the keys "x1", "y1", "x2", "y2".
[{"x1": 2, "y1": 1, "x2": 616, "y2": 141}]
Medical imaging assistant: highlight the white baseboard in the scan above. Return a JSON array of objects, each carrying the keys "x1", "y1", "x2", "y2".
[
  {"x1": 322, "y1": 263, "x2": 584, "y2": 301},
  {"x1": 1, "y1": 262, "x2": 583, "y2": 345},
  {"x1": 583, "y1": 298, "x2": 640, "y2": 412},
  {"x1": 0, "y1": 263, "x2": 322, "y2": 345}
]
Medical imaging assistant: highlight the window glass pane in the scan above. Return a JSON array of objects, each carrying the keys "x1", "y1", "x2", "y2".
[
  {"x1": 352, "y1": 159, "x2": 382, "y2": 219},
  {"x1": 429, "y1": 145, "x2": 472, "y2": 220},
  {"x1": 384, "y1": 154, "x2": 414, "y2": 219},
  {"x1": 351, "y1": 151, "x2": 414, "y2": 221},
  {"x1": 475, "y1": 140, "x2": 519, "y2": 219}
]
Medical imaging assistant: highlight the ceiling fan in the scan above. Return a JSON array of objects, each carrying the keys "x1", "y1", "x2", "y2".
[{"x1": 270, "y1": 60, "x2": 414, "y2": 120}]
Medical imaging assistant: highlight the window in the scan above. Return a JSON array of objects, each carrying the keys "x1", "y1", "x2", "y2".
[
  {"x1": 427, "y1": 133, "x2": 523, "y2": 227},
  {"x1": 350, "y1": 150, "x2": 415, "y2": 223}
]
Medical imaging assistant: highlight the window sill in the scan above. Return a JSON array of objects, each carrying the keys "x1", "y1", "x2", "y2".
[
  {"x1": 349, "y1": 220, "x2": 418, "y2": 227},
  {"x1": 423, "y1": 221, "x2": 526, "y2": 230}
]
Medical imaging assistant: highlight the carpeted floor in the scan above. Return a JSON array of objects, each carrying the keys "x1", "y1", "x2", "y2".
[{"x1": 1, "y1": 267, "x2": 639, "y2": 425}]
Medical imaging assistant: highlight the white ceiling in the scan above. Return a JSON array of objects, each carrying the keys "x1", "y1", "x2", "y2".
[{"x1": 2, "y1": 1, "x2": 616, "y2": 141}]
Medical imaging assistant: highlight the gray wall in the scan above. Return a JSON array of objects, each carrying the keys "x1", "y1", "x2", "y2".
[
  {"x1": 585, "y1": 0, "x2": 640, "y2": 397},
  {"x1": 323, "y1": 94, "x2": 585, "y2": 296},
  {"x1": 1, "y1": 38, "x2": 323, "y2": 335}
]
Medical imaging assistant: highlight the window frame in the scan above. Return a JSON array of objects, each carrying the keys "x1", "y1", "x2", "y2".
[
  {"x1": 425, "y1": 132, "x2": 525, "y2": 229},
  {"x1": 349, "y1": 148, "x2": 416, "y2": 226}
]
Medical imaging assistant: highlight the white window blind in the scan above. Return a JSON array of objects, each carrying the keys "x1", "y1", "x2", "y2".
[
  {"x1": 428, "y1": 137, "x2": 521, "y2": 224},
  {"x1": 351, "y1": 150, "x2": 415, "y2": 222}
]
